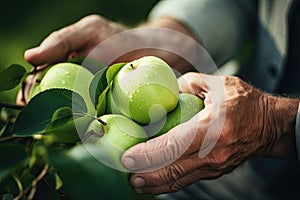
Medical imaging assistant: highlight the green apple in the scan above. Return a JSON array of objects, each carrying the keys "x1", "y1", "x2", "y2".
[
  {"x1": 111, "y1": 56, "x2": 179, "y2": 124},
  {"x1": 28, "y1": 62, "x2": 94, "y2": 114},
  {"x1": 85, "y1": 114, "x2": 148, "y2": 170},
  {"x1": 150, "y1": 93, "x2": 204, "y2": 137},
  {"x1": 28, "y1": 62, "x2": 95, "y2": 144}
]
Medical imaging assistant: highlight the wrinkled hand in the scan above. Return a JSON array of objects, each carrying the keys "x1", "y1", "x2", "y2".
[
  {"x1": 24, "y1": 14, "x2": 203, "y2": 73},
  {"x1": 18, "y1": 15, "x2": 128, "y2": 105},
  {"x1": 121, "y1": 72, "x2": 294, "y2": 195},
  {"x1": 24, "y1": 14, "x2": 128, "y2": 67}
]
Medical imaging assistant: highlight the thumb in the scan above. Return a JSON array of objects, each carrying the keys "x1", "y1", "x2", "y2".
[{"x1": 121, "y1": 118, "x2": 199, "y2": 173}]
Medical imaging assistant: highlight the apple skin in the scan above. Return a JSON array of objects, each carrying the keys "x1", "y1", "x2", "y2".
[
  {"x1": 28, "y1": 62, "x2": 95, "y2": 144},
  {"x1": 28, "y1": 62, "x2": 94, "y2": 114},
  {"x1": 150, "y1": 93, "x2": 204, "y2": 137},
  {"x1": 85, "y1": 114, "x2": 148, "y2": 170},
  {"x1": 111, "y1": 56, "x2": 179, "y2": 124}
]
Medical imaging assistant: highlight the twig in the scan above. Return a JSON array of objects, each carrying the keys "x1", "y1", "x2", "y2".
[
  {"x1": 0, "y1": 135, "x2": 15, "y2": 142},
  {"x1": 0, "y1": 102, "x2": 24, "y2": 110},
  {"x1": 14, "y1": 164, "x2": 49, "y2": 200}
]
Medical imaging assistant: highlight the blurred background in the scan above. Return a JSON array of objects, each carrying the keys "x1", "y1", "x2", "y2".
[{"x1": 0, "y1": 0, "x2": 159, "y2": 102}]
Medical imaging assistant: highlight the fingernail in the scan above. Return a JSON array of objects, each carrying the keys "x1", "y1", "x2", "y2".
[
  {"x1": 134, "y1": 188, "x2": 143, "y2": 194},
  {"x1": 133, "y1": 177, "x2": 145, "y2": 187},
  {"x1": 24, "y1": 47, "x2": 40, "y2": 60},
  {"x1": 122, "y1": 157, "x2": 135, "y2": 169},
  {"x1": 25, "y1": 47, "x2": 40, "y2": 55}
]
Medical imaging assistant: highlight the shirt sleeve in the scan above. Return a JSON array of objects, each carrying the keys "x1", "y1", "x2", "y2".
[
  {"x1": 148, "y1": 0, "x2": 257, "y2": 66},
  {"x1": 295, "y1": 102, "x2": 300, "y2": 161}
]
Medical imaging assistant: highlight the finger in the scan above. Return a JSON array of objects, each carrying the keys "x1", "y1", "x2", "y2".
[
  {"x1": 24, "y1": 30, "x2": 72, "y2": 66},
  {"x1": 130, "y1": 147, "x2": 242, "y2": 189},
  {"x1": 122, "y1": 113, "x2": 207, "y2": 172},
  {"x1": 129, "y1": 152, "x2": 202, "y2": 188},
  {"x1": 177, "y1": 72, "x2": 209, "y2": 97},
  {"x1": 133, "y1": 168, "x2": 222, "y2": 195},
  {"x1": 16, "y1": 72, "x2": 41, "y2": 105},
  {"x1": 178, "y1": 72, "x2": 226, "y2": 106},
  {"x1": 24, "y1": 16, "x2": 96, "y2": 66}
]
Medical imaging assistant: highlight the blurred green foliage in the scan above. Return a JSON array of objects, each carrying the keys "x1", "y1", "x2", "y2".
[{"x1": 0, "y1": 0, "x2": 159, "y2": 103}]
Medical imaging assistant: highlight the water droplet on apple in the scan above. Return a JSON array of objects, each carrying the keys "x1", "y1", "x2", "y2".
[
  {"x1": 61, "y1": 80, "x2": 66, "y2": 84},
  {"x1": 64, "y1": 71, "x2": 70, "y2": 75}
]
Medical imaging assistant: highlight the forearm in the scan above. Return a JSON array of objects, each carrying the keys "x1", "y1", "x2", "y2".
[{"x1": 261, "y1": 94, "x2": 300, "y2": 159}]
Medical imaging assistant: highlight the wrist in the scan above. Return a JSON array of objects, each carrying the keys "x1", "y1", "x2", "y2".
[{"x1": 261, "y1": 94, "x2": 300, "y2": 158}]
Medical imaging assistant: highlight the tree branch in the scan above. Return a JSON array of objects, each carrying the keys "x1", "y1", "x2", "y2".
[{"x1": 0, "y1": 102, "x2": 24, "y2": 110}]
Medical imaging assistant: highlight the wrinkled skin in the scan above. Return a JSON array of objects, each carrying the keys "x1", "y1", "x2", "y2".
[{"x1": 121, "y1": 72, "x2": 299, "y2": 194}]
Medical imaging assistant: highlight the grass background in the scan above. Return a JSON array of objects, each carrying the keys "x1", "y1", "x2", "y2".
[{"x1": 0, "y1": 0, "x2": 159, "y2": 102}]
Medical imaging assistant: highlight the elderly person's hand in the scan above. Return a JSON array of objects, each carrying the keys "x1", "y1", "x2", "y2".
[
  {"x1": 24, "y1": 15, "x2": 128, "y2": 67},
  {"x1": 121, "y1": 72, "x2": 299, "y2": 195},
  {"x1": 24, "y1": 14, "x2": 199, "y2": 72}
]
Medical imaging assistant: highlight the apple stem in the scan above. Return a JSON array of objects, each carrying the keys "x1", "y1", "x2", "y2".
[
  {"x1": 29, "y1": 66, "x2": 45, "y2": 74},
  {"x1": 97, "y1": 118, "x2": 107, "y2": 126},
  {"x1": 21, "y1": 81, "x2": 27, "y2": 104},
  {"x1": 130, "y1": 63, "x2": 136, "y2": 69}
]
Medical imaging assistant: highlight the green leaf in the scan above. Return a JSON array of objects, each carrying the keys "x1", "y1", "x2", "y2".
[
  {"x1": 12, "y1": 89, "x2": 87, "y2": 137},
  {"x1": 106, "y1": 62, "x2": 126, "y2": 85},
  {"x1": 0, "y1": 193, "x2": 14, "y2": 200},
  {"x1": 89, "y1": 63, "x2": 125, "y2": 116},
  {"x1": 0, "y1": 64, "x2": 27, "y2": 92},
  {"x1": 96, "y1": 85, "x2": 110, "y2": 117},
  {"x1": 0, "y1": 120, "x2": 7, "y2": 137},
  {"x1": 48, "y1": 144, "x2": 136, "y2": 200},
  {"x1": 45, "y1": 107, "x2": 74, "y2": 131},
  {"x1": 0, "y1": 142, "x2": 28, "y2": 180},
  {"x1": 89, "y1": 67, "x2": 108, "y2": 108}
]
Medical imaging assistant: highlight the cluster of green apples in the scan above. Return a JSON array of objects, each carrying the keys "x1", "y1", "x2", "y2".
[{"x1": 28, "y1": 56, "x2": 204, "y2": 169}]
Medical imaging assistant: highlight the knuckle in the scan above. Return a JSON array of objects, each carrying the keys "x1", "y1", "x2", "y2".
[
  {"x1": 49, "y1": 30, "x2": 62, "y2": 40},
  {"x1": 219, "y1": 120, "x2": 236, "y2": 143},
  {"x1": 169, "y1": 180, "x2": 184, "y2": 193},
  {"x1": 166, "y1": 164, "x2": 183, "y2": 182},
  {"x1": 49, "y1": 31, "x2": 69, "y2": 51},
  {"x1": 82, "y1": 14, "x2": 105, "y2": 24},
  {"x1": 210, "y1": 150, "x2": 233, "y2": 169},
  {"x1": 215, "y1": 154, "x2": 228, "y2": 167}
]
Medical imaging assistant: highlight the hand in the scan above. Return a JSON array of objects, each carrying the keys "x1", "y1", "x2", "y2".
[
  {"x1": 24, "y1": 14, "x2": 202, "y2": 72},
  {"x1": 19, "y1": 15, "x2": 128, "y2": 104},
  {"x1": 24, "y1": 14, "x2": 128, "y2": 67},
  {"x1": 121, "y1": 72, "x2": 299, "y2": 194}
]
